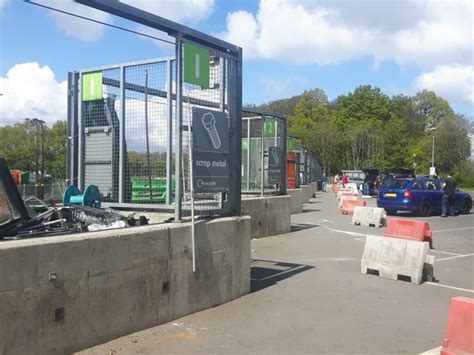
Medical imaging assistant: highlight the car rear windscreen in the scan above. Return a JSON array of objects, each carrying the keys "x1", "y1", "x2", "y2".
[{"x1": 381, "y1": 179, "x2": 410, "y2": 189}]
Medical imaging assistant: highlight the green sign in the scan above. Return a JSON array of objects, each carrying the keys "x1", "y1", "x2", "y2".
[
  {"x1": 294, "y1": 138, "x2": 302, "y2": 151},
  {"x1": 82, "y1": 72, "x2": 103, "y2": 101},
  {"x1": 184, "y1": 42, "x2": 210, "y2": 88},
  {"x1": 242, "y1": 138, "x2": 248, "y2": 150},
  {"x1": 287, "y1": 138, "x2": 293, "y2": 151},
  {"x1": 264, "y1": 118, "x2": 276, "y2": 138}
]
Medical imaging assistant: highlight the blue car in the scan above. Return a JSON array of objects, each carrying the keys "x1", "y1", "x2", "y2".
[{"x1": 377, "y1": 177, "x2": 472, "y2": 217}]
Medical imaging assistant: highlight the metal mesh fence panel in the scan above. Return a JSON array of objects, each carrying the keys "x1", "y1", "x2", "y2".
[
  {"x1": 123, "y1": 62, "x2": 169, "y2": 205},
  {"x1": 81, "y1": 68, "x2": 121, "y2": 203},
  {"x1": 71, "y1": 43, "x2": 241, "y2": 219},
  {"x1": 242, "y1": 113, "x2": 286, "y2": 195}
]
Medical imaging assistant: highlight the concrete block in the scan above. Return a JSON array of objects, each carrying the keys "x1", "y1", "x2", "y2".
[
  {"x1": 287, "y1": 188, "x2": 303, "y2": 214},
  {"x1": 265, "y1": 195, "x2": 291, "y2": 237},
  {"x1": 241, "y1": 196, "x2": 267, "y2": 238},
  {"x1": 361, "y1": 235, "x2": 433, "y2": 285},
  {"x1": 241, "y1": 196, "x2": 290, "y2": 238},
  {"x1": 300, "y1": 185, "x2": 310, "y2": 203},
  {"x1": 352, "y1": 206, "x2": 386, "y2": 227},
  {"x1": 339, "y1": 195, "x2": 358, "y2": 208},
  {"x1": 0, "y1": 216, "x2": 250, "y2": 355}
]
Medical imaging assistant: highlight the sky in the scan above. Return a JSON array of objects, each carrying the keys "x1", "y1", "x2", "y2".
[{"x1": 0, "y1": 0, "x2": 473, "y2": 127}]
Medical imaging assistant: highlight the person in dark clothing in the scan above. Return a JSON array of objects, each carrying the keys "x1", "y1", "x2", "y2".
[{"x1": 441, "y1": 173, "x2": 457, "y2": 217}]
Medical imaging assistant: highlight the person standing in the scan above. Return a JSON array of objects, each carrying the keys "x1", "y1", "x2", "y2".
[
  {"x1": 341, "y1": 174, "x2": 349, "y2": 188},
  {"x1": 321, "y1": 173, "x2": 328, "y2": 192},
  {"x1": 441, "y1": 173, "x2": 457, "y2": 217}
]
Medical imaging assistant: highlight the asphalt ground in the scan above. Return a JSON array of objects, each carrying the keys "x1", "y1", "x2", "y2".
[{"x1": 80, "y1": 191, "x2": 474, "y2": 355}]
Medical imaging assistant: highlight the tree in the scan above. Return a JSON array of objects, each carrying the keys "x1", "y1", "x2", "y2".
[
  {"x1": 333, "y1": 85, "x2": 395, "y2": 127},
  {"x1": 44, "y1": 121, "x2": 67, "y2": 179},
  {"x1": 0, "y1": 120, "x2": 67, "y2": 178},
  {"x1": 433, "y1": 115, "x2": 471, "y2": 174},
  {"x1": 391, "y1": 94, "x2": 425, "y2": 138},
  {"x1": 412, "y1": 90, "x2": 454, "y2": 129}
]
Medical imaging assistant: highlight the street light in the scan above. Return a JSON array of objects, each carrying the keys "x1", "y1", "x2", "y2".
[
  {"x1": 427, "y1": 126, "x2": 436, "y2": 176},
  {"x1": 25, "y1": 118, "x2": 46, "y2": 199}
]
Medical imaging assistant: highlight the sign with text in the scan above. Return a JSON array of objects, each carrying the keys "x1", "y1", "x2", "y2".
[
  {"x1": 192, "y1": 108, "x2": 230, "y2": 193},
  {"x1": 268, "y1": 146, "x2": 283, "y2": 184},
  {"x1": 264, "y1": 117, "x2": 276, "y2": 138}
]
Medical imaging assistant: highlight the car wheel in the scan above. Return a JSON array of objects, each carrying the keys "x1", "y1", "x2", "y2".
[
  {"x1": 420, "y1": 201, "x2": 432, "y2": 217},
  {"x1": 385, "y1": 209, "x2": 397, "y2": 216},
  {"x1": 461, "y1": 199, "x2": 472, "y2": 214}
]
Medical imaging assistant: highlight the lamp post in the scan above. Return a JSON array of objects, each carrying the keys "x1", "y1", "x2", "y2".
[
  {"x1": 428, "y1": 126, "x2": 436, "y2": 176},
  {"x1": 25, "y1": 118, "x2": 45, "y2": 199}
]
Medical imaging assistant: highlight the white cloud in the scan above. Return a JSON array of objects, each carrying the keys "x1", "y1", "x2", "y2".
[
  {"x1": 0, "y1": 0, "x2": 10, "y2": 10},
  {"x1": 36, "y1": 0, "x2": 215, "y2": 42},
  {"x1": 219, "y1": 0, "x2": 474, "y2": 69},
  {"x1": 121, "y1": 0, "x2": 215, "y2": 24},
  {"x1": 37, "y1": 0, "x2": 112, "y2": 41},
  {"x1": 413, "y1": 64, "x2": 474, "y2": 105},
  {"x1": 0, "y1": 62, "x2": 67, "y2": 126}
]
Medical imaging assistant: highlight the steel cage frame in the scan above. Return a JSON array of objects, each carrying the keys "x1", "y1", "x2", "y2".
[
  {"x1": 241, "y1": 109, "x2": 287, "y2": 196},
  {"x1": 67, "y1": 1, "x2": 243, "y2": 220}
]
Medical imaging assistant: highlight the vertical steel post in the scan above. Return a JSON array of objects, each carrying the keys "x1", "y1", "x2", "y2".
[
  {"x1": 174, "y1": 35, "x2": 183, "y2": 221},
  {"x1": 281, "y1": 116, "x2": 287, "y2": 195},
  {"x1": 228, "y1": 49, "x2": 242, "y2": 215},
  {"x1": 66, "y1": 72, "x2": 76, "y2": 186},
  {"x1": 260, "y1": 114, "x2": 265, "y2": 197},
  {"x1": 166, "y1": 59, "x2": 173, "y2": 205},
  {"x1": 247, "y1": 118, "x2": 250, "y2": 191},
  {"x1": 78, "y1": 73, "x2": 83, "y2": 190},
  {"x1": 119, "y1": 66, "x2": 126, "y2": 203},
  {"x1": 220, "y1": 58, "x2": 226, "y2": 112}
]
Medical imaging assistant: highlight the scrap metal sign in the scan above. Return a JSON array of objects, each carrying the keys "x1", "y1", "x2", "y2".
[
  {"x1": 192, "y1": 107, "x2": 230, "y2": 193},
  {"x1": 268, "y1": 146, "x2": 284, "y2": 184}
]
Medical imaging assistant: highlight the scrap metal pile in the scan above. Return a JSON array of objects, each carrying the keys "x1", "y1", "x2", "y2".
[{"x1": 0, "y1": 158, "x2": 148, "y2": 240}]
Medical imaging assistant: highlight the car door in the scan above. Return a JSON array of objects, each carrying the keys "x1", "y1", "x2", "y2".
[
  {"x1": 424, "y1": 179, "x2": 443, "y2": 212},
  {"x1": 410, "y1": 180, "x2": 423, "y2": 207}
]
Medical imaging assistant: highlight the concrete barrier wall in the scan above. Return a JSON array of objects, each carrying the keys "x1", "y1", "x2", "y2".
[
  {"x1": 300, "y1": 185, "x2": 311, "y2": 204},
  {"x1": 0, "y1": 216, "x2": 251, "y2": 355},
  {"x1": 286, "y1": 188, "x2": 303, "y2": 214},
  {"x1": 241, "y1": 195, "x2": 291, "y2": 238}
]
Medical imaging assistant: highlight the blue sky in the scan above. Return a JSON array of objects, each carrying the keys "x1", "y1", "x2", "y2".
[{"x1": 0, "y1": 0, "x2": 473, "y2": 126}]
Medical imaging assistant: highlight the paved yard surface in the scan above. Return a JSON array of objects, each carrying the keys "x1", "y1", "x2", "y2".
[{"x1": 80, "y1": 192, "x2": 473, "y2": 355}]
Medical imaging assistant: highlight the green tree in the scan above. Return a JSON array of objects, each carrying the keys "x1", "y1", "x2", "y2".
[
  {"x1": 412, "y1": 90, "x2": 454, "y2": 129},
  {"x1": 433, "y1": 115, "x2": 471, "y2": 174},
  {"x1": 0, "y1": 122, "x2": 36, "y2": 170},
  {"x1": 44, "y1": 121, "x2": 67, "y2": 179},
  {"x1": 333, "y1": 85, "x2": 395, "y2": 127},
  {"x1": 0, "y1": 120, "x2": 67, "y2": 178}
]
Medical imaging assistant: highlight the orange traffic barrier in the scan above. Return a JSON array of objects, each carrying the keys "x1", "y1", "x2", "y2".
[
  {"x1": 384, "y1": 218, "x2": 432, "y2": 244},
  {"x1": 341, "y1": 192, "x2": 358, "y2": 197},
  {"x1": 10, "y1": 170, "x2": 21, "y2": 186},
  {"x1": 441, "y1": 297, "x2": 474, "y2": 355},
  {"x1": 340, "y1": 200, "x2": 366, "y2": 215}
]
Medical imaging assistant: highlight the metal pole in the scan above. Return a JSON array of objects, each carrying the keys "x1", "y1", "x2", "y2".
[
  {"x1": 119, "y1": 66, "x2": 126, "y2": 203},
  {"x1": 40, "y1": 121, "x2": 45, "y2": 200},
  {"x1": 247, "y1": 119, "x2": 250, "y2": 191},
  {"x1": 166, "y1": 60, "x2": 173, "y2": 205},
  {"x1": 281, "y1": 116, "x2": 287, "y2": 195},
  {"x1": 432, "y1": 134, "x2": 435, "y2": 168},
  {"x1": 174, "y1": 35, "x2": 183, "y2": 221},
  {"x1": 189, "y1": 108, "x2": 196, "y2": 272},
  {"x1": 144, "y1": 69, "x2": 153, "y2": 202},
  {"x1": 260, "y1": 115, "x2": 265, "y2": 197},
  {"x1": 34, "y1": 121, "x2": 39, "y2": 198}
]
